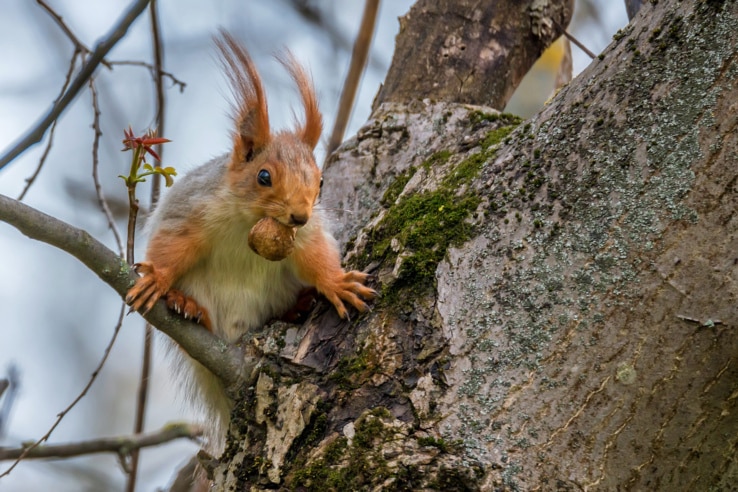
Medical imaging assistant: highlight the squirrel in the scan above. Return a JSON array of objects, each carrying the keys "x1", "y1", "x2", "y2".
[{"x1": 125, "y1": 32, "x2": 376, "y2": 450}]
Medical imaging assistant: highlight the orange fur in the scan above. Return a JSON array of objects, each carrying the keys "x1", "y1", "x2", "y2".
[
  {"x1": 292, "y1": 231, "x2": 376, "y2": 318},
  {"x1": 124, "y1": 34, "x2": 375, "y2": 458},
  {"x1": 166, "y1": 289, "x2": 213, "y2": 331},
  {"x1": 277, "y1": 51, "x2": 323, "y2": 149},
  {"x1": 215, "y1": 31, "x2": 271, "y2": 166},
  {"x1": 126, "y1": 225, "x2": 209, "y2": 318}
]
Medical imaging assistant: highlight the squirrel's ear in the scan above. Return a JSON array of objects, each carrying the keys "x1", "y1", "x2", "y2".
[
  {"x1": 215, "y1": 31, "x2": 271, "y2": 165},
  {"x1": 277, "y1": 51, "x2": 323, "y2": 150}
]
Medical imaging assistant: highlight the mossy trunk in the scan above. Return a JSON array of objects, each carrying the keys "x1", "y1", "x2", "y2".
[{"x1": 211, "y1": 0, "x2": 738, "y2": 490}]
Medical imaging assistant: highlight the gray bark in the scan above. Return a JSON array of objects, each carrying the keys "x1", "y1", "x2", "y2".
[
  {"x1": 1, "y1": 0, "x2": 723, "y2": 489},
  {"x1": 233, "y1": 0, "x2": 736, "y2": 489}
]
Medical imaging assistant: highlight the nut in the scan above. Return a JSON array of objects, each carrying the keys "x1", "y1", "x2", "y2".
[{"x1": 248, "y1": 217, "x2": 296, "y2": 261}]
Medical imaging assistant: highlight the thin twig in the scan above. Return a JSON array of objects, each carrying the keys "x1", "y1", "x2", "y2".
[
  {"x1": 127, "y1": 328, "x2": 152, "y2": 492},
  {"x1": 0, "y1": 365, "x2": 20, "y2": 439},
  {"x1": 0, "y1": 423, "x2": 203, "y2": 461},
  {"x1": 127, "y1": 3, "x2": 167, "y2": 490},
  {"x1": 561, "y1": 29, "x2": 596, "y2": 59},
  {"x1": 551, "y1": 19, "x2": 596, "y2": 59},
  {"x1": 0, "y1": 0, "x2": 152, "y2": 170},
  {"x1": 89, "y1": 79, "x2": 124, "y2": 256},
  {"x1": 325, "y1": 0, "x2": 380, "y2": 161},
  {"x1": 149, "y1": 0, "x2": 166, "y2": 205},
  {"x1": 17, "y1": 53, "x2": 80, "y2": 201},
  {"x1": 110, "y1": 61, "x2": 186, "y2": 93},
  {"x1": 36, "y1": 0, "x2": 89, "y2": 55},
  {"x1": 0, "y1": 193, "x2": 250, "y2": 385},
  {"x1": 0, "y1": 303, "x2": 126, "y2": 478}
]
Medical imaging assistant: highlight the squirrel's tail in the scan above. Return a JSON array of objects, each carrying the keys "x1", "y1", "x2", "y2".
[{"x1": 164, "y1": 336, "x2": 232, "y2": 455}]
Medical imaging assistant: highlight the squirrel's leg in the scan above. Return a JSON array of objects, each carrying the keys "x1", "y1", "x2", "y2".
[
  {"x1": 126, "y1": 227, "x2": 208, "y2": 319},
  {"x1": 165, "y1": 289, "x2": 213, "y2": 331},
  {"x1": 293, "y1": 233, "x2": 376, "y2": 319},
  {"x1": 279, "y1": 287, "x2": 319, "y2": 323}
]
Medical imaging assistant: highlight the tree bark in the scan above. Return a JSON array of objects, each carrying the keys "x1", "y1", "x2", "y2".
[
  {"x1": 215, "y1": 0, "x2": 738, "y2": 489},
  {"x1": 1, "y1": 0, "x2": 735, "y2": 490},
  {"x1": 374, "y1": 0, "x2": 574, "y2": 110}
]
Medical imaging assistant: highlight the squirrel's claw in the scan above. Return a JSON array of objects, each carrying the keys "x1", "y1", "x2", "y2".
[
  {"x1": 320, "y1": 269, "x2": 377, "y2": 320},
  {"x1": 165, "y1": 289, "x2": 213, "y2": 331},
  {"x1": 126, "y1": 261, "x2": 169, "y2": 316}
]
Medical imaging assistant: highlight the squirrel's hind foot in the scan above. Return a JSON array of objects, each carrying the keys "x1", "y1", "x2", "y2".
[
  {"x1": 165, "y1": 289, "x2": 213, "y2": 331},
  {"x1": 126, "y1": 262, "x2": 169, "y2": 315}
]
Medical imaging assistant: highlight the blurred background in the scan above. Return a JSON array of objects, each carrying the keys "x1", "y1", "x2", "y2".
[{"x1": 0, "y1": 1, "x2": 628, "y2": 490}]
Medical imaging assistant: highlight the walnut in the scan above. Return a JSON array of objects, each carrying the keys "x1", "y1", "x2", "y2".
[{"x1": 248, "y1": 217, "x2": 296, "y2": 261}]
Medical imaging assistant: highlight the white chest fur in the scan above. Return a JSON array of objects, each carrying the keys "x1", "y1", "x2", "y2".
[{"x1": 176, "y1": 218, "x2": 304, "y2": 342}]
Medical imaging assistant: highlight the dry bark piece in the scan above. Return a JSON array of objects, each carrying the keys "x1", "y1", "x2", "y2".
[{"x1": 248, "y1": 217, "x2": 296, "y2": 261}]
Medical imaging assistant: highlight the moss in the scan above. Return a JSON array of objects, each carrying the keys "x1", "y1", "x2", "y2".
[
  {"x1": 286, "y1": 405, "x2": 330, "y2": 465},
  {"x1": 328, "y1": 352, "x2": 370, "y2": 390},
  {"x1": 290, "y1": 437, "x2": 349, "y2": 490},
  {"x1": 481, "y1": 125, "x2": 517, "y2": 149},
  {"x1": 381, "y1": 166, "x2": 417, "y2": 207},
  {"x1": 362, "y1": 122, "x2": 521, "y2": 308},
  {"x1": 422, "y1": 149, "x2": 452, "y2": 170},
  {"x1": 417, "y1": 436, "x2": 463, "y2": 453},
  {"x1": 290, "y1": 409, "x2": 394, "y2": 491},
  {"x1": 469, "y1": 110, "x2": 523, "y2": 127}
]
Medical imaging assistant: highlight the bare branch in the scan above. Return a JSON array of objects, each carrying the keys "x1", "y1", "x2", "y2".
[
  {"x1": 17, "y1": 53, "x2": 79, "y2": 201},
  {"x1": 149, "y1": 0, "x2": 166, "y2": 204},
  {"x1": 0, "y1": 423, "x2": 202, "y2": 461},
  {"x1": 36, "y1": 0, "x2": 91, "y2": 55},
  {"x1": 0, "y1": 193, "x2": 249, "y2": 388},
  {"x1": 0, "y1": 366, "x2": 19, "y2": 440},
  {"x1": 127, "y1": 3, "x2": 167, "y2": 489},
  {"x1": 0, "y1": 304, "x2": 125, "y2": 477},
  {"x1": 0, "y1": 0, "x2": 152, "y2": 170},
  {"x1": 625, "y1": 0, "x2": 645, "y2": 20},
  {"x1": 89, "y1": 79, "x2": 124, "y2": 256},
  {"x1": 110, "y1": 60, "x2": 186, "y2": 93},
  {"x1": 554, "y1": 21, "x2": 597, "y2": 59},
  {"x1": 325, "y1": 0, "x2": 380, "y2": 161}
]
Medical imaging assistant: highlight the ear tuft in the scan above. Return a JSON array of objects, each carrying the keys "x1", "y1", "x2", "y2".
[
  {"x1": 215, "y1": 31, "x2": 271, "y2": 164},
  {"x1": 276, "y1": 51, "x2": 323, "y2": 150}
]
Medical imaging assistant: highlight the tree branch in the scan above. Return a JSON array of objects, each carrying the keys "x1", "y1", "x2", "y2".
[
  {"x1": 374, "y1": 0, "x2": 573, "y2": 109},
  {"x1": 0, "y1": 423, "x2": 202, "y2": 461},
  {"x1": 1, "y1": 305, "x2": 125, "y2": 477},
  {"x1": 0, "y1": 0, "x2": 152, "y2": 170},
  {"x1": 0, "y1": 193, "x2": 248, "y2": 388},
  {"x1": 325, "y1": 0, "x2": 380, "y2": 160}
]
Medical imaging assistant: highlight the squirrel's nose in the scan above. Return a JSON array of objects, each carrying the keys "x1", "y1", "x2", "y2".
[{"x1": 290, "y1": 213, "x2": 309, "y2": 227}]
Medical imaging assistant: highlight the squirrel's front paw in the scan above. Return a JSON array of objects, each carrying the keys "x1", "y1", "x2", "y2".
[
  {"x1": 165, "y1": 289, "x2": 213, "y2": 331},
  {"x1": 321, "y1": 270, "x2": 377, "y2": 319},
  {"x1": 125, "y1": 262, "x2": 170, "y2": 315}
]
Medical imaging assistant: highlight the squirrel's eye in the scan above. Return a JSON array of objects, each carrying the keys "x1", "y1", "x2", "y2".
[
  {"x1": 257, "y1": 169, "x2": 272, "y2": 187},
  {"x1": 320, "y1": 176, "x2": 324, "y2": 189}
]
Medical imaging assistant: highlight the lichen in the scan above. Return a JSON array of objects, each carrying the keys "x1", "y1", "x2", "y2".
[{"x1": 435, "y1": 0, "x2": 736, "y2": 482}]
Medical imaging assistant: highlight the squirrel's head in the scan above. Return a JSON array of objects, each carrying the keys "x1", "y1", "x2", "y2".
[{"x1": 216, "y1": 32, "x2": 323, "y2": 228}]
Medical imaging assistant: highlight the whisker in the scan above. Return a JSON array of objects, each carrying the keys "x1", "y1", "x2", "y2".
[{"x1": 315, "y1": 206, "x2": 354, "y2": 214}]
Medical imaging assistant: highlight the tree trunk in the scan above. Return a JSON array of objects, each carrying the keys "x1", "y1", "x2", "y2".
[
  {"x1": 374, "y1": 0, "x2": 573, "y2": 110},
  {"x1": 212, "y1": 0, "x2": 738, "y2": 490}
]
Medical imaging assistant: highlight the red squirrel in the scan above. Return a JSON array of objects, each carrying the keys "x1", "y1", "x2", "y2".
[{"x1": 125, "y1": 33, "x2": 375, "y2": 447}]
